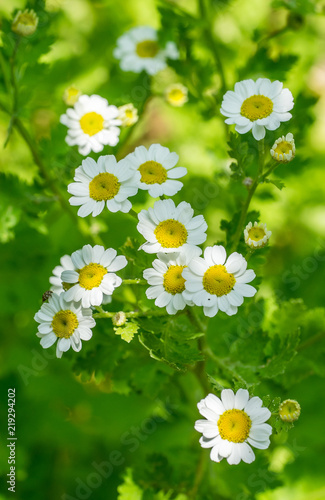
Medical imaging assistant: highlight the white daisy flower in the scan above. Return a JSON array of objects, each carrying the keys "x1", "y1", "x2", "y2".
[
  {"x1": 61, "y1": 244, "x2": 127, "y2": 308},
  {"x1": 60, "y1": 94, "x2": 121, "y2": 156},
  {"x1": 34, "y1": 293, "x2": 96, "y2": 359},
  {"x1": 244, "y1": 222, "x2": 272, "y2": 249},
  {"x1": 49, "y1": 254, "x2": 75, "y2": 294},
  {"x1": 183, "y1": 245, "x2": 256, "y2": 317},
  {"x1": 118, "y1": 103, "x2": 139, "y2": 127},
  {"x1": 137, "y1": 199, "x2": 207, "y2": 254},
  {"x1": 123, "y1": 144, "x2": 187, "y2": 198},
  {"x1": 195, "y1": 389, "x2": 272, "y2": 465},
  {"x1": 220, "y1": 78, "x2": 294, "y2": 141},
  {"x1": 270, "y1": 133, "x2": 295, "y2": 162},
  {"x1": 67, "y1": 155, "x2": 140, "y2": 217},
  {"x1": 114, "y1": 26, "x2": 179, "y2": 76},
  {"x1": 165, "y1": 83, "x2": 188, "y2": 107},
  {"x1": 143, "y1": 247, "x2": 202, "y2": 315}
]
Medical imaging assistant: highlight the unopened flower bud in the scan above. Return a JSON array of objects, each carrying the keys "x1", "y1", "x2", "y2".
[
  {"x1": 12, "y1": 9, "x2": 39, "y2": 37},
  {"x1": 112, "y1": 311, "x2": 127, "y2": 327},
  {"x1": 279, "y1": 399, "x2": 301, "y2": 422}
]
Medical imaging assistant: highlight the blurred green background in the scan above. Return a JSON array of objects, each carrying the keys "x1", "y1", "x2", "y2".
[{"x1": 1, "y1": 0, "x2": 325, "y2": 498}]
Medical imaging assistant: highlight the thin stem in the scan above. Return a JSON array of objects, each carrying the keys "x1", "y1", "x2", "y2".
[
  {"x1": 297, "y1": 331, "x2": 325, "y2": 352},
  {"x1": 128, "y1": 208, "x2": 139, "y2": 220},
  {"x1": 189, "y1": 449, "x2": 208, "y2": 499},
  {"x1": 93, "y1": 309, "x2": 169, "y2": 319},
  {"x1": 230, "y1": 139, "x2": 265, "y2": 252},
  {"x1": 0, "y1": 100, "x2": 104, "y2": 246},
  {"x1": 205, "y1": 346, "x2": 247, "y2": 385},
  {"x1": 198, "y1": 0, "x2": 227, "y2": 96},
  {"x1": 122, "y1": 279, "x2": 146, "y2": 285}
]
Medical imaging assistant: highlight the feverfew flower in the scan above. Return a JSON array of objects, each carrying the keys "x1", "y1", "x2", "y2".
[
  {"x1": 270, "y1": 133, "x2": 295, "y2": 162},
  {"x1": 35, "y1": 293, "x2": 96, "y2": 358},
  {"x1": 195, "y1": 389, "x2": 272, "y2": 465},
  {"x1": 221, "y1": 78, "x2": 294, "y2": 141},
  {"x1": 123, "y1": 144, "x2": 187, "y2": 198},
  {"x1": 12, "y1": 9, "x2": 38, "y2": 36},
  {"x1": 143, "y1": 247, "x2": 201, "y2": 315},
  {"x1": 137, "y1": 199, "x2": 207, "y2": 254},
  {"x1": 183, "y1": 245, "x2": 256, "y2": 317},
  {"x1": 61, "y1": 245, "x2": 127, "y2": 308},
  {"x1": 60, "y1": 94, "x2": 121, "y2": 156},
  {"x1": 63, "y1": 85, "x2": 82, "y2": 107},
  {"x1": 279, "y1": 399, "x2": 301, "y2": 422},
  {"x1": 114, "y1": 26, "x2": 179, "y2": 75},
  {"x1": 67, "y1": 156, "x2": 140, "y2": 217},
  {"x1": 118, "y1": 103, "x2": 139, "y2": 127},
  {"x1": 165, "y1": 83, "x2": 188, "y2": 107},
  {"x1": 244, "y1": 222, "x2": 271, "y2": 249},
  {"x1": 49, "y1": 254, "x2": 75, "y2": 294}
]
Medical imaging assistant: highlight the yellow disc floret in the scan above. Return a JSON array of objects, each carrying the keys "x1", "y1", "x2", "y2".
[
  {"x1": 52, "y1": 310, "x2": 79, "y2": 339},
  {"x1": 154, "y1": 219, "x2": 188, "y2": 248},
  {"x1": 78, "y1": 263, "x2": 107, "y2": 290},
  {"x1": 248, "y1": 227, "x2": 266, "y2": 242},
  {"x1": 279, "y1": 399, "x2": 301, "y2": 422},
  {"x1": 139, "y1": 161, "x2": 168, "y2": 185},
  {"x1": 163, "y1": 265, "x2": 186, "y2": 294},
  {"x1": 89, "y1": 173, "x2": 120, "y2": 201},
  {"x1": 218, "y1": 409, "x2": 252, "y2": 443},
  {"x1": 241, "y1": 95, "x2": 273, "y2": 121},
  {"x1": 136, "y1": 40, "x2": 159, "y2": 58},
  {"x1": 80, "y1": 112, "x2": 104, "y2": 136},
  {"x1": 203, "y1": 265, "x2": 236, "y2": 296}
]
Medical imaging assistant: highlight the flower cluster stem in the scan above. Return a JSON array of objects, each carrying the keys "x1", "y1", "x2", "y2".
[{"x1": 230, "y1": 139, "x2": 265, "y2": 252}]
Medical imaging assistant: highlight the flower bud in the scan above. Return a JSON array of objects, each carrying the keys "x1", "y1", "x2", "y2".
[
  {"x1": 12, "y1": 9, "x2": 39, "y2": 37},
  {"x1": 279, "y1": 399, "x2": 301, "y2": 422},
  {"x1": 112, "y1": 311, "x2": 127, "y2": 327}
]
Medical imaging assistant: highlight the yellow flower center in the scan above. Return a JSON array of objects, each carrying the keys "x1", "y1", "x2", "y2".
[
  {"x1": 203, "y1": 265, "x2": 236, "y2": 296},
  {"x1": 241, "y1": 95, "x2": 273, "y2": 121},
  {"x1": 168, "y1": 89, "x2": 185, "y2": 102},
  {"x1": 248, "y1": 227, "x2": 266, "y2": 242},
  {"x1": 52, "y1": 310, "x2": 79, "y2": 339},
  {"x1": 139, "y1": 161, "x2": 167, "y2": 185},
  {"x1": 78, "y1": 263, "x2": 107, "y2": 290},
  {"x1": 274, "y1": 141, "x2": 293, "y2": 155},
  {"x1": 163, "y1": 265, "x2": 186, "y2": 294},
  {"x1": 136, "y1": 40, "x2": 159, "y2": 58},
  {"x1": 89, "y1": 172, "x2": 120, "y2": 201},
  {"x1": 154, "y1": 219, "x2": 188, "y2": 248},
  {"x1": 218, "y1": 409, "x2": 252, "y2": 443},
  {"x1": 79, "y1": 112, "x2": 104, "y2": 136},
  {"x1": 279, "y1": 399, "x2": 301, "y2": 422},
  {"x1": 125, "y1": 109, "x2": 134, "y2": 118}
]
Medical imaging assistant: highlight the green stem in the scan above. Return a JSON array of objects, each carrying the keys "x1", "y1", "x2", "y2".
[
  {"x1": 297, "y1": 331, "x2": 325, "y2": 352},
  {"x1": 198, "y1": 0, "x2": 227, "y2": 96},
  {"x1": 205, "y1": 346, "x2": 247, "y2": 385},
  {"x1": 230, "y1": 139, "x2": 265, "y2": 252},
  {"x1": 0, "y1": 100, "x2": 104, "y2": 246},
  {"x1": 93, "y1": 309, "x2": 169, "y2": 319},
  {"x1": 122, "y1": 279, "x2": 146, "y2": 285},
  {"x1": 189, "y1": 449, "x2": 208, "y2": 500},
  {"x1": 129, "y1": 208, "x2": 139, "y2": 220}
]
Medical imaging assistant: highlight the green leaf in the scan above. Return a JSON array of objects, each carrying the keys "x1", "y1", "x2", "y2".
[
  {"x1": 118, "y1": 469, "x2": 143, "y2": 500},
  {"x1": 264, "y1": 178, "x2": 285, "y2": 190},
  {"x1": 115, "y1": 321, "x2": 140, "y2": 343}
]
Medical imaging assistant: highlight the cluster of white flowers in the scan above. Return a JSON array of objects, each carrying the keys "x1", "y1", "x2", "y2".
[
  {"x1": 35, "y1": 245, "x2": 127, "y2": 357},
  {"x1": 34, "y1": 24, "x2": 302, "y2": 466}
]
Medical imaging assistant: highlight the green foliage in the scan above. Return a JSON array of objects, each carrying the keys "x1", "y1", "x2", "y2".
[{"x1": 1, "y1": 0, "x2": 325, "y2": 499}]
